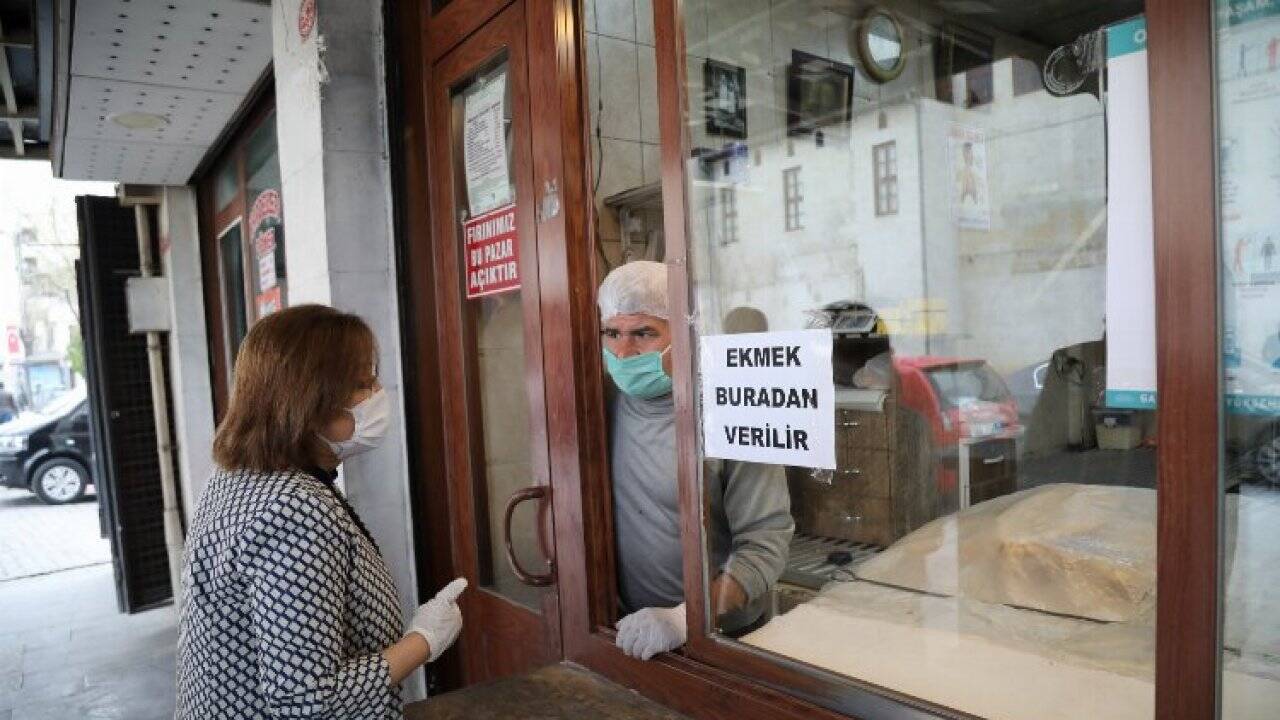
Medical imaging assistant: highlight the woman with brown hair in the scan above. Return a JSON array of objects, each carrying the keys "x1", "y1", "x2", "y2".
[{"x1": 176, "y1": 304, "x2": 465, "y2": 719}]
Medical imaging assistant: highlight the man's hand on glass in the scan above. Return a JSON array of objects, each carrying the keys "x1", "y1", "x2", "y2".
[{"x1": 615, "y1": 603, "x2": 687, "y2": 660}]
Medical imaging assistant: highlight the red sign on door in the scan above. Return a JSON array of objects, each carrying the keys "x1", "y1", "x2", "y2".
[
  {"x1": 463, "y1": 204, "x2": 520, "y2": 299},
  {"x1": 5, "y1": 327, "x2": 20, "y2": 356},
  {"x1": 256, "y1": 286, "x2": 282, "y2": 317}
]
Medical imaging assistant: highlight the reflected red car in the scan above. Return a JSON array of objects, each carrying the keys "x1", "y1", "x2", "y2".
[{"x1": 894, "y1": 357, "x2": 1022, "y2": 493}]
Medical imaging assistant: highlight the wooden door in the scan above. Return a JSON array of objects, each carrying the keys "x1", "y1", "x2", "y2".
[{"x1": 427, "y1": 0, "x2": 563, "y2": 684}]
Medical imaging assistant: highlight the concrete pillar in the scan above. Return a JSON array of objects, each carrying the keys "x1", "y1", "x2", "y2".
[
  {"x1": 271, "y1": 0, "x2": 422, "y2": 700},
  {"x1": 158, "y1": 186, "x2": 216, "y2": 521}
]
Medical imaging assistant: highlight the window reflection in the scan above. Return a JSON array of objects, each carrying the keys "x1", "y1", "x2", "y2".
[
  {"x1": 1216, "y1": 1, "x2": 1280, "y2": 716},
  {"x1": 676, "y1": 1, "x2": 1170, "y2": 718},
  {"x1": 245, "y1": 113, "x2": 287, "y2": 317}
]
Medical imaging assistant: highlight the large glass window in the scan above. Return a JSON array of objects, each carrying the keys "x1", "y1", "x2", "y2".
[
  {"x1": 448, "y1": 56, "x2": 546, "y2": 610},
  {"x1": 218, "y1": 223, "x2": 248, "y2": 365},
  {"x1": 677, "y1": 2, "x2": 1162, "y2": 718},
  {"x1": 201, "y1": 104, "x2": 287, "y2": 382},
  {"x1": 583, "y1": 0, "x2": 670, "y2": 631},
  {"x1": 1216, "y1": 1, "x2": 1280, "y2": 716},
  {"x1": 244, "y1": 112, "x2": 287, "y2": 318}
]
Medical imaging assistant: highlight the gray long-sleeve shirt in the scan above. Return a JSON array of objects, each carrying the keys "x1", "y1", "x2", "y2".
[{"x1": 609, "y1": 390, "x2": 793, "y2": 631}]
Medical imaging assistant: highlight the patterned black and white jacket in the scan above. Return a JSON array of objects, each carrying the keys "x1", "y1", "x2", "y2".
[{"x1": 176, "y1": 467, "x2": 404, "y2": 719}]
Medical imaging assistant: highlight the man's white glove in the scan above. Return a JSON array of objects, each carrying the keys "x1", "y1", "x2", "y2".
[
  {"x1": 408, "y1": 577, "x2": 467, "y2": 662},
  {"x1": 615, "y1": 603, "x2": 687, "y2": 660}
]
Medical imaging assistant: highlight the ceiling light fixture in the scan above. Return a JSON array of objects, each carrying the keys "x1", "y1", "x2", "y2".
[{"x1": 109, "y1": 111, "x2": 170, "y2": 130}]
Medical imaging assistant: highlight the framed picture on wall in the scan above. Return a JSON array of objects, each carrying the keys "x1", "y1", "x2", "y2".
[
  {"x1": 704, "y1": 59, "x2": 748, "y2": 138},
  {"x1": 787, "y1": 50, "x2": 855, "y2": 136},
  {"x1": 934, "y1": 23, "x2": 995, "y2": 106}
]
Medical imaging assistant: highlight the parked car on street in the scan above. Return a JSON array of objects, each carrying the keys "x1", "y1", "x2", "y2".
[{"x1": 0, "y1": 388, "x2": 96, "y2": 504}]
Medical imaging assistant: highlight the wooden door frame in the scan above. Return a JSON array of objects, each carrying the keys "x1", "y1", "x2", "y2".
[
  {"x1": 650, "y1": 0, "x2": 1224, "y2": 719},
  {"x1": 386, "y1": 0, "x2": 460, "y2": 694},
  {"x1": 401, "y1": 0, "x2": 1224, "y2": 716},
  {"x1": 194, "y1": 86, "x2": 277, "y2": 422},
  {"x1": 406, "y1": 2, "x2": 841, "y2": 714},
  {"x1": 425, "y1": 0, "x2": 565, "y2": 684},
  {"x1": 425, "y1": 0, "x2": 510, "y2": 64},
  {"x1": 1149, "y1": 1, "x2": 1221, "y2": 717}
]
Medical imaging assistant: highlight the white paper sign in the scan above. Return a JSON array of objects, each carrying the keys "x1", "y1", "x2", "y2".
[
  {"x1": 1104, "y1": 16, "x2": 1156, "y2": 410},
  {"x1": 463, "y1": 73, "x2": 512, "y2": 218},
  {"x1": 700, "y1": 330, "x2": 836, "y2": 469},
  {"x1": 257, "y1": 251, "x2": 277, "y2": 291}
]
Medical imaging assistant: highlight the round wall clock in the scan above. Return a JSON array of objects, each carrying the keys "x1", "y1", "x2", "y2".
[{"x1": 857, "y1": 9, "x2": 906, "y2": 83}]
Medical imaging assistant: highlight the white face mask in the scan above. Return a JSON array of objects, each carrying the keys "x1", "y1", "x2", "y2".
[{"x1": 322, "y1": 387, "x2": 391, "y2": 462}]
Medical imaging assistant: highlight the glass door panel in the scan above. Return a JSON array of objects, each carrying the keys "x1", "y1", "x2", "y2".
[
  {"x1": 245, "y1": 111, "x2": 286, "y2": 317},
  {"x1": 217, "y1": 222, "x2": 248, "y2": 368},
  {"x1": 448, "y1": 55, "x2": 550, "y2": 612},
  {"x1": 1215, "y1": 2, "x2": 1280, "y2": 716},
  {"x1": 428, "y1": 0, "x2": 560, "y2": 682}
]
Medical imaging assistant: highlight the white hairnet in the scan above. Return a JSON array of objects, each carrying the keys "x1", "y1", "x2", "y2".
[{"x1": 597, "y1": 260, "x2": 669, "y2": 321}]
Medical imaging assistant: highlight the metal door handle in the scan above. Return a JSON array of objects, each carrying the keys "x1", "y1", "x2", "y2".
[
  {"x1": 982, "y1": 455, "x2": 1006, "y2": 465},
  {"x1": 840, "y1": 421, "x2": 861, "y2": 428},
  {"x1": 503, "y1": 485, "x2": 555, "y2": 587}
]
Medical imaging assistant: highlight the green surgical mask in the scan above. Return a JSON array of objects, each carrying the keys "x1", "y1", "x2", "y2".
[{"x1": 603, "y1": 346, "x2": 672, "y2": 399}]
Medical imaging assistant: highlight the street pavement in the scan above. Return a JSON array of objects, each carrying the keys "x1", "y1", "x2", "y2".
[
  {"x1": 0, "y1": 487, "x2": 176, "y2": 719},
  {"x1": 0, "y1": 487, "x2": 111, "y2": 582}
]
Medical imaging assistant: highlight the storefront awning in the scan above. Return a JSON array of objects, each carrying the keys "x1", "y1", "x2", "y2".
[{"x1": 50, "y1": 0, "x2": 272, "y2": 185}]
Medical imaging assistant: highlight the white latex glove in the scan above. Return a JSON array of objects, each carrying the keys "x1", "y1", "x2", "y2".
[
  {"x1": 614, "y1": 603, "x2": 687, "y2": 660},
  {"x1": 408, "y1": 577, "x2": 467, "y2": 662}
]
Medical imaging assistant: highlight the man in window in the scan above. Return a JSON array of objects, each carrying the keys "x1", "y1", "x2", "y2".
[{"x1": 598, "y1": 260, "x2": 794, "y2": 661}]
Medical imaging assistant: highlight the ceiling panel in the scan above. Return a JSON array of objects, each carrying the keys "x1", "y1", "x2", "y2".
[
  {"x1": 69, "y1": 0, "x2": 270, "y2": 93},
  {"x1": 59, "y1": 0, "x2": 272, "y2": 184},
  {"x1": 66, "y1": 76, "x2": 239, "y2": 146},
  {"x1": 61, "y1": 137, "x2": 205, "y2": 186}
]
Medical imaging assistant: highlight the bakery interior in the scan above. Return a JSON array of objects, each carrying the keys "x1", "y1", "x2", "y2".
[{"x1": 585, "y1": 0, "x2": 1280, "y2": 718}]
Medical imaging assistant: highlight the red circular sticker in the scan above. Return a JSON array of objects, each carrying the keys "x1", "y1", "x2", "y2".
[
  {"x1": 298, "y1": 0, "x2": 316, "y2": 41},
  {"x1": 248, "y1": 189, "x2": 282, "y2": 240}
]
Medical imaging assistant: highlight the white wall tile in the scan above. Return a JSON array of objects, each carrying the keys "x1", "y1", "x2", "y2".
[
  {"x1": 596, "y1": 36, "x2": 641, "y2": 141},
  {"x1": 641, "y1": 142, "x2": 662, "y2": 184},
  {"x1": 636, "y1": 0, "x2": 654, "y2": 46},
  {"x1": 586, "y1": 33, "x2": 602, "y2": 132},
  {"x1": 595, "y1": 0, "x2": 636, "y2": 40},
  {"x1": 685, "y1": 55, "x2": 707, "y2": 149},
  {"x1": 638, "y1": 45, "x2": 660, "y2": 144},
  {"x1": 684, "y1": 0, "x2": 711, "y2": 58},
  {"x1": 768, "y1": 2, "x2": 831, "y2": 67},
  {"x1": 706, "y1": 0, "x2": 771, "y2": 70},
  {"x1": 596, "y1": 138, "x2": 644, "y2": 201},
  {"x1": 825, "y1": 11, "x2": 857, "y2": 66}
]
